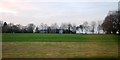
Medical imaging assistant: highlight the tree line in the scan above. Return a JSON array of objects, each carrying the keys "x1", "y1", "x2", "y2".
[
  {"x1": 0, "y1": 21, "x2": 102, "y2": 34},
  {"x1": 0, "y1": 11, "x2": 120, "y2": 34}
]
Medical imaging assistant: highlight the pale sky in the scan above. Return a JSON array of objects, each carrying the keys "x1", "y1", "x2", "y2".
[{"x1": 0, "y1": 0, "x2": 118, "y2": 26}]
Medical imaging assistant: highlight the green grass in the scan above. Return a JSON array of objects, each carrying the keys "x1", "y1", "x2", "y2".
[
  {"x1": 2, "y1": 42, "x2": 118, "y2": 58},
  {"x1": 2, "y1": 33, "x2": 119, "y2": 42},
  {"x1": 2, "y1": 33, "x2": 119, "y2": 58}
]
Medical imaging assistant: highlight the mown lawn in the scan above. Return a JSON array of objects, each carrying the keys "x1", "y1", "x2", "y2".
[
  {"x1": 2, "y1": 33, "x2": 119, "y2": 42},
  {"x1": 2, "y1": 33, "x2": 119, "y2": 58}
]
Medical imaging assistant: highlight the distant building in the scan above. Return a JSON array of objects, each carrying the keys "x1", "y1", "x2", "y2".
[{"x1": 59, "y1": 29, "x2": 63, "y2": 34}]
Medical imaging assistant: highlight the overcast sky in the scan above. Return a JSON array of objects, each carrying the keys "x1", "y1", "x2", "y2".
[{"x1": 0, "y1": 0, "x2": 118, "y2": 26}]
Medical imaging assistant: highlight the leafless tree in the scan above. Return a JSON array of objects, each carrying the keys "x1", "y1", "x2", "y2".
[
  {"x1": 40, "y1": 23, "x2": 44, "y2": 30},
  {"x1": 83, "y1": 21, "x2": 88, "y2": 34},
  {"x1": 71, "y1": 24, "x2": 76, "y2": 33},
  {"x1": 35, "y1": 27, "x2": 39, "y2": 33},
  {"x1": 91, "y1": 21, "x2": 96, "y2": 34},
  {"x1": 0, "y1": 21, "x2": 3, "y2": 33},
  {"x1": 2, "y1": 22, "x2": 8, "y2": 33},
  {"x1": 27, "y1": 23, "x2": 35, "y2": 33},
  {"x1": 97, "y1": 21, "x2": 103, "y2": 34},
  {"x1": 60, "y1": 23, "x2": 68, "y2": 30},
  {"x1": 51, "y1": 23, "x2": 59, "y2": 29},
  {"x1": 44, "y1": 24, "x2": 48, "y2": 33},
  {"x1": 68, "y1": 23, "x2": 72, "y2": 33}
]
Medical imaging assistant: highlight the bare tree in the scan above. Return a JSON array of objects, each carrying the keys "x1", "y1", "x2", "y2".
[
  {"x1": 91, "y1": 21, "x2": 96, "y2": 34},
  {"x1": 60, "y1": 23, "x2": 68, "y2": 30},
  {"x1": 27, "y1": 23, "x2": 35, "y2": 33},
  {"x1": 40, "y1": 23, "x2": 44, "y2": 31},
  {"x1": 97, "y1": 21, "x2": 103, "y2": 34},
  {"x1": 50, "y1": 23, "x2": 59, "y2": 33},
  {"x1": 71, "y1": 24, "x2": 76, "y2": 33},
  {"x1": 51, "y1": 23, "x2": 59, "y2": 29},
  {"x1": 21, "y1": 26, "x2": 27, "y2": 33},
  {"x1": 0, "y1": 21, "x2": 3, "y2": 33},
  {"x1": 44, "y1": 24, "x2": 48, "y2": 29},
  {"x1": 40, "y1": 23, "x2": 48, "y2": 33},
  {"x1": 68, "y1": 23, "x2": 72, "y2": 33},
  {"x1": 35, "y1": 27, "x2": 39, "y2": 33},
  {"x1": 2, "y1": 22, "x2": 8, "y2": 33},
  {"x1": 44, "y1": 24, "x2": 48, "y2": 33},
  {"x1": 79, "y1": 25, "x2": 83, "y2": 33},
  {"x1": 83, "y1": 21, "x2": 88, "y2": 34},
  {"x1": 47, "y1": 26, "x2": 51, "y2": 33}
]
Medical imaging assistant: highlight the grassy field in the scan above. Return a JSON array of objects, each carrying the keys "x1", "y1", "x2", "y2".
[
  {"x1": 2, "y1": 33, "x2": 119, "y2": 42},
  {"x1": 2, "y1": 33, "x2": 119, "y2": 58}
]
